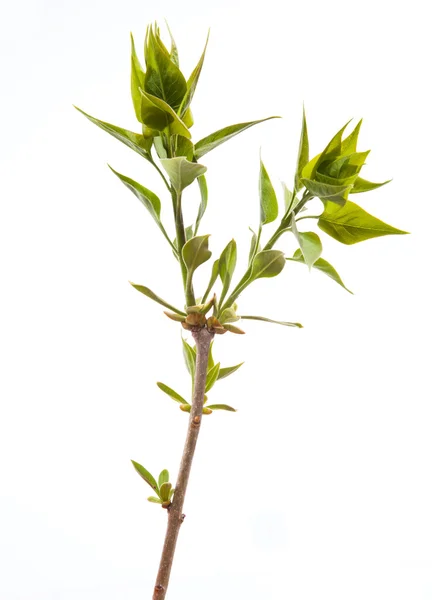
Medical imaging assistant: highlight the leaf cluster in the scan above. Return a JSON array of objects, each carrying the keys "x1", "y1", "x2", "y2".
[{"x1": 131, "y1": 461, "x2": 175, "y2": 508}]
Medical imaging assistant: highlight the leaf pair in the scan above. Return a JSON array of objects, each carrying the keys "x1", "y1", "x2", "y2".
[{"x1": 131, "y1": 461, "x2": 175, "y2": 507}]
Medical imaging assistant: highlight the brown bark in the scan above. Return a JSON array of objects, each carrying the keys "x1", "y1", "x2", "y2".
[{"x1": 152, "y1": 327, "x2": 214, "y2": 600}]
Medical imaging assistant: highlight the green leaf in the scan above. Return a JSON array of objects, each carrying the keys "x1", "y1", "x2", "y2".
[
  {"x1": 165, "y1": 21, "x2": 179, "y2": 67},
  {"x1": 291, "y1": 218, "x2": 322, "y2": 269},
  {"x1": 205, "y1": 362, "x2": 220, "y2": 392},
  {"x1": 131, "y1": 460, "x2": 158, "y2": 492},
  {"x1": 130, "y1": 33, "x2": 145, "y2": 122},
  {"x1": 157, "y1": 382, "x2": 187, "y2": 404},
  {"x1": 182, "y1": 235, "x2": 212, "y2": 281},
  {"x1": 217, "y1": 362, "x2": 244, "y2": 381},
  {"x1": 318, "y1": 200, "x2": 408, "y2": 245},
  {"x1": 219, "y1": 239, "x2": 237, "y2": 304},
  {"x1": 173, "y1": 135, "x2": 194, "y2": 161},
  {"x1": 140, "y1": 89, "x2": 191, "y2": 138},
  {"x1": 302, "y1": 178, "x2": 352, "y2": 205},
  {"x1": 194, "y1": 117, "x2": 279, "y2": 159},
  {"x1": 351, "y1": 176, "x2": 391, "y2": 194},
  {"x1": 240, "y1": 315, "x2": 303, "y2": 328},
  {"x1": 148, "y1": 496, "x2": 163, "y2": 504},
  {"x1": 129, "y1": 283, "x2": 186, "y2": 315},
  {"x1": 201, "y1": 258, "x2": 219, "y2": 304},
  {"x1": 159, "y1": 482, "x2": 172, "y2": 502},
  {"x1": 179, "y1": 31, "x2": 209, "y2": 117},
  {"x1": 259, "y1": 157, "x2": 278, "y2": 225},
  {"x1": 315, "y1": 120, "x2": 352, "y2": 172},
  {"x1": 341, "y1": 119, "x2": 362, "y2": 155},
  {"x1": 158, "y1": 469, "x2": 170, "y2": 488},
  {"x1": 182, "y1": 337, "x2": 196, "y2": 379},
  {"x1": 144, "y1": 25, "x2": 187, "y2": 111},
  {"x1": 207, "y1": 341, "x2": 215, "y2": 370},
  {"x1": 169, "y1": 488, "x2": 175, "y2": 500},
  {"x1": 283, "y1": 183, "x2": 298, "y2": 216},
  {"x1": 108, "y1": 166, "x2": 161, "y2": 223},
  {"x1": 160, "y1": 157, "x2": 207, "y2": 194},
  {"x1": 248, "y1": 227, "x2": 260, "y2": 265},
  {"x1": 74, "y1": 107, "x2": 152, "y2": 158},
  {"x1": 250, "y1": 250, "x2": 286, "y2": 280},
  {"x1": 219, "y1": 306, "x2": 240, "y2": 324},
  {"x1": 194, "y1": 174, "x2": 208, "y2": 234},
  {"x1": 206, "y1": 404, "x2": 237, "y2": 412},
  {"x1": 295, "y1": 107, "x2": 309, "y2": 191},
  {"x1": 287, "y1": 250, "x2": 353, "y2": 294}
]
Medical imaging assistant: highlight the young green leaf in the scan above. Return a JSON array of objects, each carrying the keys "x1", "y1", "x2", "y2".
[
  {"x1": 158, "y1": 469, "x2": 170, "y2": 488},
  {"x1": 219, "y1": 239, "x2": 237, "y2": 304},
  {"x1": 194, "y1": 174, "x2": 208, "y2": 235},
  {"x1": 160, "y1": 157, "x2": 207, "y2": 194},
  {"x1": 295, "y1": 107, "x2": 309, "y2": 191},
  {"x1": 108, "y1": 166, "x2": 161, "y2": 223},
  {"x1": 205, "y1": 362, "x2": 220, "y2": 392},
  {"x1": 315, "y1": 120, "x2": 352, "y2": 172},
  {"x1": 222, "y1": 323, "x2": 245, "y2": 334},
  {"x1": 130, "y1": 33, "x2": 145, "y2": 122},
  {"x1": 129, "y1": 283, "x2": 186, "y2": 315},
  {"x1": 340, "y1": 119, "x2": 362, "y2": 155},
  {"x1": 217, "y1": 362, "x2": 244, "y2": 381},
  {"x1": 206, "y1": 404, "x2": 237, "y2": 412},
  {"x1": 239, "y1": 315, "x2": 303, "y2": 328},
  {"x1": 159, "y1": 482, "x2": 172, "y2": 502},
  {"x1": 182, "y1": 235, "x2": 212, "y2": 280},
  {"x1": 259, "y1": 157, "x2": 278, "y2": 225},
  {"x1": 174, "y1": 135, "x2": 194, "y2": 161},
  {"x1": 182, "y1": 337, "x2": 196, "y2": 379},
  {"x1": 250, "y1": 250, "x2": 286, "y2": 280},
  {"x1": 169, "y1": 488, "x2": 175, "y2": 500},
  {"x1": 201, "y1": 258, "x2": 219, "y2": 304},
  {"x1": 148, "y1": 496, "x2": 163, "y2": 504},
  {"x1": 219, "y1": 306, "x2": 240, "y2": 324},
  {"x1": 207, "y1": 341, "x2": 215, "y2": 370},
  {"x1": 318, "y1": 200, "x2": 408, "y2": 245},
  {"x1": 351, "y1": 176, "x2": 391, "y2": 194},
  {"x1": 248, "y1": 227, "x2": 260, "y2": 265},
  {"x1": 287, "y1": 250, "x2": 353, "y2": 294},
  {"x1": 179, "y1": 31, "x2": 209, "y2": 117},
  {"x1": 74, "y1": 107, "x2": 152, "y2": 158},
  {"x1": 301, "y1": 178, "x2": 352, "y2": 205},
  {"x1": 165, "y1": 21, "x2": 179, "y2": 66},
  {"x1": 131, "y1": 460, "x2": 158, "y2": 492},
  {"x1": 140, "y1": 90, "x2": 191, "y2": 138},
  {"x1": 291, "y1": 217, "x2": 322, "y2": 269},
  {"x1": 157, "y1": 382, "x2": 188, "y2": 404},
  {"x1": 194, "y1": 117, "x2": 279, "y2": 159}
]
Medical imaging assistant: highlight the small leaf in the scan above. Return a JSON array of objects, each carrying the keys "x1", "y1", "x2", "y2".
[
  {"x1": 131, "y1": 460, "x2": 158, "y2": 492},
  {"x1": 74, "y1": 107, "x2": 151, "y2": 158},
  {"x1": 108, "y1": 166, "x2": 161, "y2": 223},
  {"x1": 160, "y1": 157, "x2": 207, "y2": 194},
  {"x1": 250, "y1": 250, "x2": 286, "y2": 280},
  {"x1": 219, "y1": 239, "x2": 237, "y2": 304},
  {"x1": 164, "y1": 311, "x2": 185, "y2": 322},
  {"x1": 148, "y1": 496, "x2": 163, "y2": 504},
  {"x1": 207, "y1": 341, "x2": 215, "y2": 370},
  {"x1": 223, "y1": 323, "x2": 245, "y2": 334},
  {"x1": 140, "y1": 89, "x2": 191, "y2": 138},
  {"x1": 302, "y1": 178, "x2": 352, "y2": 205},
  {"x1": 248, "y1": 227, "x2": 260, "y2": 264},
  {"x1": 157, "y1": 382, "x2": 187, "y2": 404},
  {"x1": 206, "y1": 404, "x2": 237, "y2": 412},
  {"x1": 259, "y1": 156, "x2": 278, "y2": 225},
  {"x1": 194, "y1": 117, "x2": 279, "y2": 159},
  {"x1": 217, "y1": 362, "x2": 244, "y2": 381},
  {"x1": 291, "y1": 218, "x2": 322, "y2": 269},
  {"x1": 283, "y1": 183, "x2": 298, "y2": 216},
  {"x1": 318, "y1": 200, "x2": 408, "y2": 245},
  {"x1": 182, "y1": 235, "x2": 212, "y2": 280},
  {"x1": 287, "y1": 250, "x2": 353, "y2": 294},
  {"x1": 130, "y1": 33, "x2": 145, "y2": 122},
  {"x1": 340, "y1": 119, "x2": 362, "y2": 155},
  {"x1": 194, "y1": 174, "x2": 208, "y2": 234},
  {"x1": 219, "y1": 306, "x2": 240, "y2": 324},
  {"x1": 182, "y1": 337, "x2": 196, "y2": 379},
  {"x1": 158, "y1": 469, "x2": 170, "y2": 488},
  {"x1": 295, "y1": 107, "x2": 309, "y2": 191},
  {"x1": 315, "y1": 120, "x2": 352, "y2": 172},
  {"x1": 179, "y1": 31, "x2": 209, "y2": 117},
  {"x1": 205, "y1": 362, "x2": 220, "y2": 392},
  {"x1": 129, "y1": 283, "x2": 186, "y2": 315},
  {"x1": 159, "y1": 482, "x2": 172, "y2": 502},
  {"x1": 165, "y1": 21, "x2": 179, "y2": 66},
  {"x1": 240, "y1": 315, "x2": 303, "y2": 328},
  {"x1": 201, "y1": 259, "x2": 219, "y2": 304},
  {"x1": 351, "y1": 176, "x2": 391, "y2": 194}
]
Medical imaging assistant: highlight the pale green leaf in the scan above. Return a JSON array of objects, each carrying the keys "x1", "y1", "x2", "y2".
[
  {"x1": 108, "y1": 166, "x2": 161, "y2": 223},
  {"x1": 351, "y1": 176, "x2": 391, "y2": 194},
  {"x1": 250, "y1": 250, "x2": 286, "y2": 280},
  {"x1": 219, "y1": 239, "x2": 237, "y2": 304},
  {"x1": 217, "y1": 362, "x2": 244, "y2": 380},
  {"x1": 194, "y1": 174, "x2": 208, "y2": 234},
  {"x1": 201, "y1": 258, "x2": 219, "y2": 304},
  {"x1": 158, "y1": 469, "x2": 169, "y2": 488},
  {"x1": 240, "y1": 315, "x2": 303, "y2": 328},
  {"x1": 287, "y1": 250, "x2": 353, "y2": 294},
  {"x1": 179, "y1": 31, "x2": 209, "y2": 117},
  {"x1": 157, "y1": 382, "x2": 187, "y2": 404},
  {"x1": 295, "y1": 107, "x2": 309, "y2": 191},
  {"x1": 182, "y1": 337, "x2": 196, "y2": 379},
  {"x1": 291, "y1": 217, "x2": 322, "y2": 269},
  {"x1": 160, "y1": 157, "x2": 207, "y2": 194},
  {"x1": 140, "y1": 89, "x2": 191, "y2": 138},
  {"x1": 206, "y1": 404, "x2": 237, "y2": 412},
  {"x1": 129, "y1": 283, "x2": 186, "y2": 315},
  {"x1": 131, "y1": 460, "x2": 158, "y2": 491},
  {"x1": 259, "y1": 157, "x2": 278, "y2": 225},
  {"x1": 302, "y1": 178, "x2": 352, "y2": 205},
  {"x1": 148, "y1": 496, "x2": 163, "y2": 503},
  {"x1": 205, "y1": 362, "x2": 220, "y2": 392},
  {"x1": 130, "y1": 33, "x2": 145, "y2": 122},
  {"x1": 182, "y1": 235, "x2": 212, "y2": 279},
  {"x1": 159, "y1": 482, "x2": 172, "y2": 502}
]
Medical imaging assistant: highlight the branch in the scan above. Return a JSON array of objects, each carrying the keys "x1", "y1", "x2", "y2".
[{"x1": 152, "y1": 327, "x2": 214, "y2": 600}]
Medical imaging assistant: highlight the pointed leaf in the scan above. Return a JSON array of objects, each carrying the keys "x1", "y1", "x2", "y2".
[
  {"x1": 219, "y1": 306, "x2": 240, "y2": 324},
  {"x1": 165, "y1": 21, "x2": 179, "y2": 66},
  {"x1": 148, "y1": 496, "x2": 163, "y2": 503},
  {"x1": 259, "y1": 157, "x2": 278, "y2": 225},
  {"x1": 140, "y1": 90, "x2": 190, "y2": 138},
  {"x1": 250, "y1": 250, "x2": 286, "y2": 280},
  {"x1": 315, "y1": 120, "x2": 352, "y2": 173},
  {"x1": 207, "y1": 341, "x2": 215, "y2": 371},
  {"x1": 174, "y1": 135, "x2": 194, "y2": 160},
  {"x1": 182, "y1": 337, "x2": 196, "y2": 379},
  {"x1": 108, "y1": 166, "x2": 161, "y2": 223},
  {"x1": 158, "y1": 469, "x2": 170, "y2": 488},
  {"x1": 129, "y1": 283, "x2": 186, "y2": 315},
  {"x1": 318, "y1": 200, "x2": 408, "y2": 245},
  {"x1": 302, "y1": 178, "x2": 352, "y2": 205},
  {"x1": 182, "y1": 235, "x2": 212, "y2": 279},
  {"x1": 194, "y1": 117, "x2": 279, "y2": 159},
  {"x1": 217, "y1": 362, "x2": 244, "y2": 381},
  {"x1": 248, "y1": 227, "x2": 260, "y2": 264},
  {"x1": 351, "y1": 176, "x2": 391, "y2": 194},
  {"x1": 179, "y1": 31, "x2": 209, "y2": 117},
  {"x1": 159, "y1": 482, "x2": 172, "y2": 502},
  {"x1": 283, "y1": 183, "x2": 298, "y2": 216},
  {"x1": 341, "y1": 119, "x2": 362, "y2": 155},
  {"x1": 161, "y1": 157, "x2": 207, "y2": 194},
  {"x1": 240, "y1": 315, "x2": 303, "y2": 328},
  {"x1": 206, "y1": 404, "x2": 237, "y2": 412},
  {"x1": 295, "y1": 107, "x2": 309, "y2": 191},
  {"x1": 219, "y1": 239, "x2": 237, "y2": 303},
  {"x1": 223, "y1": 323, "x2": 245, "y2": 334},
  {"x1": 205, "y1": 362, "x2": 220, "y2": 392},
  {"x1": 291, "y1": 218, "x2": 322, "y2": 269},
  {"x1": 194, "y1": 174, "x2": 208, "y2": 234},
  {"x1": 201, "y1": 258, "x2": 219, "y2": 304},
  {"x1": 130, "y1": 33, "x2": 145, "y2": 122},
  {"x1": 287, "y1": 250, "x2": 353, "y2": 294},
  {"x1": 157, "y1": 382, "x2": 187, "y2": 404},
  {"x1": 131, "y1": 460, "x2": 158, "y2": 492},
  {"x1": 74, "y1": 107, "x2": 151, "y2": 158}
]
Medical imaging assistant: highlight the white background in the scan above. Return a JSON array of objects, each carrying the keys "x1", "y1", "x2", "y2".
[{"x1": 1, "y1": 0, "x2": 431, "y2": 598}]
